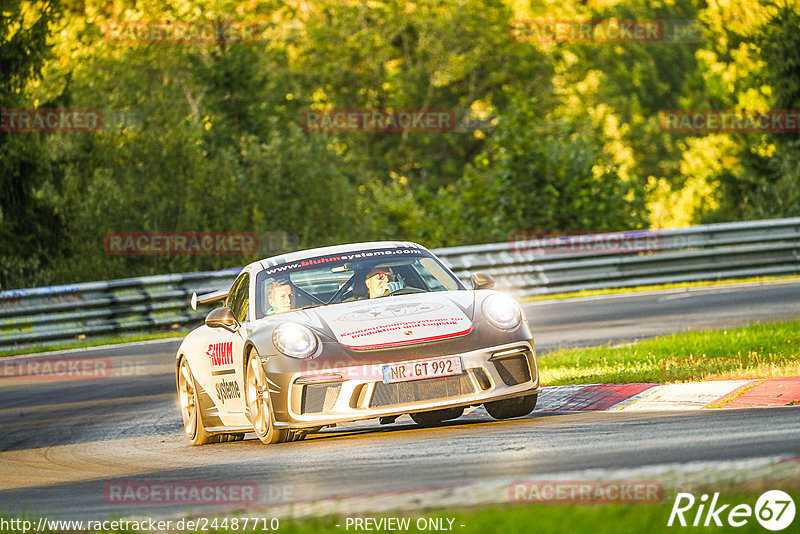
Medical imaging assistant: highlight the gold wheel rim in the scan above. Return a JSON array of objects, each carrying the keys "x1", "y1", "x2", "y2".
[
  {"x1": 178, "y1": 360, "x2": 197, "y2": 438},
  {"x1": 247, "y1": 356, "x2": 271, "y2": 436}
]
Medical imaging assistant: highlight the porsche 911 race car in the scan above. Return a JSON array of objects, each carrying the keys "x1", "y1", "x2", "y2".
[{"x1": 176, "y1": 242, "x2": 541, "y2": 445}]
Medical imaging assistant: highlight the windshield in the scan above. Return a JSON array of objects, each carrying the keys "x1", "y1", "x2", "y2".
[{"x1": 254, "y1": 247, "x2": 464, "y2": 319}]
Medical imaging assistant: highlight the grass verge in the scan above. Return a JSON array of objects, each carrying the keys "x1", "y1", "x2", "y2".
[
  {"x1": 0, "y1": 331, "x2": 185, "y2": 358},
  {"x1": 522, "y1": 274, "x2": 800, "y2": 302},
  {"x1": 538, "y1": 318, "x2": 800, "y2": 385}
]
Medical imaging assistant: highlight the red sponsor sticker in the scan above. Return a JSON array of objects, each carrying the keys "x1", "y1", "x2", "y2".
[
  {"x1": 207, "y1": 342, "x2": 234, "y2": 367},
  {"x1": 103, "y1": 482, "x2": 258, "y2": 505},
  {"x1": 300, "y1": 109, "x2": 457, "y2": 132},
  {"x1": 0, "y1": 357, "x2": 112, "y2": 381},
  {"x1": 104, "y1": 232, "x2": 258, "y2": 255},
  {"x1": 660, "y1": 110, "x2": 800, "y2": 133},
  {"x1": 0, "y1": 109, "x2": 103, "y2": 132},
  {"x1": 509, "y1": 480, "x2": 664, "y2": 503},
  {"x1": 339, "y1": 318, "x2": 466, "y2": 341},
  {"x1": 335, "y1": 317, "x2": 473, "y2": 350}
]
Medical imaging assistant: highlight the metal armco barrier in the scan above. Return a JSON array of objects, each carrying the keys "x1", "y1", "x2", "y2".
[
  {"x1": 0, "y1": 269, "x2": 240, "y2": 348},
  {"x1": 1, "y1": 218, "x2": 799, "y2": 348},
  {"x1": 435, "y1": 217, "x2": 800, "y2": 297}
]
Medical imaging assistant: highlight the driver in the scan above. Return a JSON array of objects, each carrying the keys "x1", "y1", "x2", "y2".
[
  {"x1": 266, "y1": 280, "x2": 294, "y2": 315},
  {"x1": 364, "y1": 266, "x2": 404, "y2": 298}
]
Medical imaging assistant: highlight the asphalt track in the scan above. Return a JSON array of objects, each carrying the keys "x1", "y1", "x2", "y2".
[{"x1": 1, "y1": 280, "x2": 799, "y2": 521}]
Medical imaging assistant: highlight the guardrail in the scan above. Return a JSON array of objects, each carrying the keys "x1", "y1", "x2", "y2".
[
  {"x1": 0, "y1": 270, "x2": 240, "y2": 349},
  {"x1": 435, "y1": 217, "x2": 800, "y2": 297},
  {"x1": 2, "y1": 217, "x2": 799, "y2": 349}
]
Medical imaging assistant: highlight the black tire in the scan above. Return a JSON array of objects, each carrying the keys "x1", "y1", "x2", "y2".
[
  {"x1": 245, "y1": 350, "x2": 287, "y2": 445},
  {"x1": 410, "y1": 407, "x2": 464, "y2": 427},
  {"x1": 217, "y1": 433, "x2": 245, "y2": 443},
  {"x1": 484, "y1": 394, "x2": 538, "y2": 420},
  {"x1": 177, "y1": 357, "x2": 217, "y2": 445}
]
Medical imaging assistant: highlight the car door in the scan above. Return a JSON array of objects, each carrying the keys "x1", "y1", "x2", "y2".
[{"x1": 206, "y1": 270, "x2": 250, "y2": 423}]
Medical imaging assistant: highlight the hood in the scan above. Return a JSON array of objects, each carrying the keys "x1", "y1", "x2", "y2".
[{"x1": 308, "y1": 292, "x2": 474, "y2": 350}]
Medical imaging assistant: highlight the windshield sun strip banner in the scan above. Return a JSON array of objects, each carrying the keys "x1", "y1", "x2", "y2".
[{"x1": 259, "y1": 248, "x2": 425, "y2": 278}]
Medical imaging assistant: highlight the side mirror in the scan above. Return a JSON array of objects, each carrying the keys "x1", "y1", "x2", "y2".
[
  {"x1": 205, "y1": 306, "x2": 240, "y2": 332},
  {"x1": 471, "y1": 272, "x2": 496, "y2": 290}
]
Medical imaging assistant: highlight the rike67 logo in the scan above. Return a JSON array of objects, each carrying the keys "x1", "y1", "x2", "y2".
[{"x1": 668, "y1": 490, "x2": 795, "y2": 531}]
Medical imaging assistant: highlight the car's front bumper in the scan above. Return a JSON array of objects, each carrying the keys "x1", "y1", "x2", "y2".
[{"x1": 266, "y1": 340, "x2": 540, "y2": 430}]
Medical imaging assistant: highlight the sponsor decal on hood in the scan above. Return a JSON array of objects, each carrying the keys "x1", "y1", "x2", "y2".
[{"x1": 312, "y1": 294, "x2": 473, "y2": 349}]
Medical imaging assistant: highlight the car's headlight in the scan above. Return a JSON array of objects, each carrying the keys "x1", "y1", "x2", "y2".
[
  {"x1": 273, "y1": 323, "x2": 318, "y2": 358},
  {"x1": 482, "y1": 294, "x2": 522, "y2": 330}
]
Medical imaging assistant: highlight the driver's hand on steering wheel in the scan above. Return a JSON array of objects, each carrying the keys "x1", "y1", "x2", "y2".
[{"x1": 380, "y1": 281, "x2": 404, "y2": 297}]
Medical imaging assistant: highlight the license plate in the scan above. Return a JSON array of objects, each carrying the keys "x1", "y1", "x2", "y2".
[{"x1": 382, "y1": 356, "x2": 462, "y2": 384}]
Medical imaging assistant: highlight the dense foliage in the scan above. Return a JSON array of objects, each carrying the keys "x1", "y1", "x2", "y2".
[{"x1": 1, "y1": 0, "x2": 798, "y2": 288}]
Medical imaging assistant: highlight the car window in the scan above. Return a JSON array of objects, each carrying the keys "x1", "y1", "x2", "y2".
[
  {"x1": 254, "y1": 247, "x2": 466, "y2": 319},
  {"x1": 226, "y1": 273, "x2": 250, "y2": 323},
  {"x1": 415, "y1": 258, "x2": 461, "y2": 292}
]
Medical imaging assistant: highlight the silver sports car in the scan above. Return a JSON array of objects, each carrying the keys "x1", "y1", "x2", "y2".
[{"x1": 176, "y1": 241, "x2": 541, "y2": 445}]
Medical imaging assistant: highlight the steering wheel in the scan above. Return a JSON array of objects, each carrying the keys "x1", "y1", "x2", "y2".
[{"x1": 387, "y1": 286, "x2": 426, "y2": 296}]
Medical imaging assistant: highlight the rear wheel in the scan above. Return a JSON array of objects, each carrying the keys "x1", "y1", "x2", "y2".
[
  {"x1": 245, "y1": 350, "x2": 287, "y2": 445},
  {"x1": 177, "y1": 357, "x2": 217, "y2": 445},
  {"x1": 411, "y1": 407, "x2": 464, "y2": 427},
  {"x1": 485, "y1": 394, "x2": 538, "y2": 420}
]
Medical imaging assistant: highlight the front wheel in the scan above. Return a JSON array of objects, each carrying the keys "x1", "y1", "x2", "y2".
[
  {"x1": 177, "y1": 357, "x2": 217, "y2": 445},
  {"x1": 485, "y1": 394, "x2": 538, "y2": 420},
  {"x1": 245, "y1": 350, "x2": 287, "y2": 445}
]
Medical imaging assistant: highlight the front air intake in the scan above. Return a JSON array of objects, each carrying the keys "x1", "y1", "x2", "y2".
[
  {"x1": 301, "y1": 383, "x2": 341, "y2": 414},
  {"x1": 369, "y1": 372, "x2": 475, "y2": 407},
  {"x1": 491, "y1": 349, "x2": 532, "y2": 386}
]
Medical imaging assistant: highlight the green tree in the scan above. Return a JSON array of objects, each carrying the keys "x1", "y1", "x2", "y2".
[
  {"x1": 46, "y1": 1, "x2": 362, "y2": 282},
  {"x1": 0, "y1": 0, "x2": 66, "y2": 288},
  {"x1": 436, "y1": 90, "x2": 647, "y2": 246},
  {"x1": 697, "y1": 1, "x2": 800, "y2": 222}
]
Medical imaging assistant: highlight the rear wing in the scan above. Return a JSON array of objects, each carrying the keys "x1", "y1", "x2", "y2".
[{"x1": 191, "y1": 289, "x2": 228, "y2": 311}]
